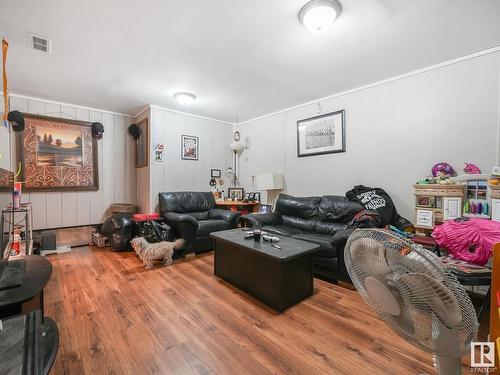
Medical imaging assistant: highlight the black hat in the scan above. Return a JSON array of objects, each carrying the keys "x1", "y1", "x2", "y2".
[
  {"x1": 128, "y1": 124, "x2": 142, "y2": 140},
  {"x1": 91, "y1": 122, "x2": 104, "y2": 140},
  {"x1": 7, "y1": 111, "x2": 24, "y2": 132}
]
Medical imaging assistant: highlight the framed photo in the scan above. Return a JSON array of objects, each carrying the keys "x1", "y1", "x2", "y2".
[
  {"x1": 181, "y1": 134, "x2": 199, "y2": 160},
  {"x1": 17, "y1": 113, "x2": 98, "y2": 192},
  {"x1": 248, "y1": 193, "x2": 255, "y2": 200},
  {"x1": 211, "y1": 169, "x2": 221, "y2": 178},
  {"x1": 254, "y1": 192, "x2": 261, "y2": 202},
  {"x1": 297, "y1": 109, "x2": 345, "y2": 157},
  {"x1": 243, "y1": 192, "x2": 251, "y2": 201},
  {"x1": 0, "y1": 168, "x2": 13, "y2": 192},
  {"x1": 416, "y1": 209, "x2": 434, "y2": 228},
  {"x1": 228, "y1": 188, "x2": 244, "y2": 201},
  {"x1": 258, "y1": 204, "x2": 272, "y2": 214},
  {"x1": 136, "y1": 118, "x2": 149, "y2": 168},
  {"x1": 416, "y1": 196, "x2": 435, "y2": 208}
]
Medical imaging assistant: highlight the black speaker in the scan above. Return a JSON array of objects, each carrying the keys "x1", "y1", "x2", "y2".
[
  {"x1": 128, "y1": 123, "x2": 142, "y2": 140},
  {"x1": 7, "y1": 110, "x2": 24, "y2": 132},
  {"x1": 91, "y1": 122, "x2": 104, "y2": 139}
]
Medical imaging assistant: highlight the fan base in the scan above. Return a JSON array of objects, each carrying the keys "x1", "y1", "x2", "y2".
[{"x1": 436, "y1": 355, "x2": 461, "y2": 375}]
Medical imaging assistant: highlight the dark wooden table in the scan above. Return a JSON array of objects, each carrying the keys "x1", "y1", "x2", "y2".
[
  {"x1": 211, "y1": 229, "x2": 319, "y2": 312},
  {"x1": 0, "y1": 255, "x2": 52, "y2": 320},
  {"x1": 0, "y1": 310, "x2": 59, "y2": 375}
]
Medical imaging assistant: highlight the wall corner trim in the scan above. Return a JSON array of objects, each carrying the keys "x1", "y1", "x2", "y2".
[{"x1": 148, "y1": 104, "x2": 234, "y2": 125}]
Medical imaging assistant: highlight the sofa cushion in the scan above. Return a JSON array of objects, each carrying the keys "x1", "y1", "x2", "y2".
[
  {"x1": 275, "y1": 194, "x2": 321, "y2": 219},
  {"x1": 282, "y1": 215, "x2": 316, "y2": 232},
  {"x1": 291, "y1": 233, "x2": 337, "y2": 258},
  {"x1": 196, "y1": 220, "x2": 231, "y2": 237},
  {"x1": 159, "y1": 191, "x2": 215, "y2": 214},
  {"x1": 262, "y1": 225, "x2": 306, "y2": 237},
  {"x1": 190, "y1": 211, "x2": 209, "y2": 221},
  {"x1": 318, "y1": 195, "x2": 363, "y2": 223},
  {"x1": 314, "y1": 221, "x2": 347, "y2": 235}
]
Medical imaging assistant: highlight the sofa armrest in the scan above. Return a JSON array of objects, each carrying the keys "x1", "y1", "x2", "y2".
[
  {"x1": 241, "y1": 213, "x2": 281, "y2": 227},
  {"x1": 331, "y1": 228, "x2": 355, "y2": 248},
  {"x1": 163, "y1": 212, "x2": 199, "y2": 228},
  {"x1": 331, "y1": 228, "x2": 355, "y2": 283},
  {"x1": 208, "y1": 208, "x2": 241, "y2": 223}
]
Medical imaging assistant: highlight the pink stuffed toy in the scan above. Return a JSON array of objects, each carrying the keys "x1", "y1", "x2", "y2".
[
  {"x1": 464, "y1": 163, "x2": 481, "y2": 174},
  {"x1": 432, "y1": 218, "x2": 500, "y2": 265}
]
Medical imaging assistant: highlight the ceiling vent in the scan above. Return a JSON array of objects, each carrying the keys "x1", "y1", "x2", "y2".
[{"x1": 30, "y1": 34, "x2": 51, "y2": 53}]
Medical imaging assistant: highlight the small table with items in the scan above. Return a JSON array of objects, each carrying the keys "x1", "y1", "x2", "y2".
[
  {"x1": 215, "y1": 200, "x2": 260, "y2": 215},
  {"x1": 211, "y1": 228, "x2": 319, "y2": 312}
]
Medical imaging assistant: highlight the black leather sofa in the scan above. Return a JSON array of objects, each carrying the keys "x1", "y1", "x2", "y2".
[
  {"x1": 159, "y1": 191, "x2": 240, "y2": 254},
  {"x1": 242, "y1": 194, "x2": 363, "y2": 283}
]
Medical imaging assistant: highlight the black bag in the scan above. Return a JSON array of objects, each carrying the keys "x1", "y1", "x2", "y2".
[{"x1": 140, "y1": 221, "x2": 172, "y2": 243}]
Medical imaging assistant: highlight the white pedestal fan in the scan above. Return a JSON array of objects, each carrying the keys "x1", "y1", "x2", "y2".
[{"x1": 344, "y1": 229, "x2": 479, "y2": 375}]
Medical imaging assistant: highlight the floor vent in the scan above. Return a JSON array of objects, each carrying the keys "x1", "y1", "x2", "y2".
[{"x1": 31, "y1": 34, "x2": 51, "y2": 53}]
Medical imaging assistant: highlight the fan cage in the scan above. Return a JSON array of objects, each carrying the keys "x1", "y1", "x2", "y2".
[{"x1": 344, "y1": 228, "x2": 478, "y2": 357}]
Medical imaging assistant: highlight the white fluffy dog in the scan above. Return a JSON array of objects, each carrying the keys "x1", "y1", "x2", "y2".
[{"x1": 130, "y1": 237, "x2": 184, "y2": 269}]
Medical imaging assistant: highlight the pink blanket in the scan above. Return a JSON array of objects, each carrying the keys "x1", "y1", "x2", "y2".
[{"x1": 432, "y1": 218, "x2": 500, "y2": 265}]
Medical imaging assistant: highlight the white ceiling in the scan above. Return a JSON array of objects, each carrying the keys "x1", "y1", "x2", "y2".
[{"x1": 1, "y1": 0, "x2": 499, "y2": 122}]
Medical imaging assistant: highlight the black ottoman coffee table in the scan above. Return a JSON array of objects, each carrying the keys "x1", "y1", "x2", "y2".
[{"x1": 211, "y1": 229, "x2": 319, "y2": 312}]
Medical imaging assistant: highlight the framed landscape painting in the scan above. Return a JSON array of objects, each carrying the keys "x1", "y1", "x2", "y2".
[
  {"x1": 297, "y1": 109, "x2": 345, "y2": 157},
  {"x1": 17, "y1": 114, "x2": 98, "y2": 191},
  {"x1": 181, "y1": 134, "x2": 199, "y2": 160}
]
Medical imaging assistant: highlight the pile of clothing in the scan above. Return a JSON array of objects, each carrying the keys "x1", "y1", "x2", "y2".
[{"x1": 345, "y1": 185, "x2": 412, "y2": 230}]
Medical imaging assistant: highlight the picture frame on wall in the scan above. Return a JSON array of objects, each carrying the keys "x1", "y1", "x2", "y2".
[
  {"x1": 136, "y1": 118, "x2": 149, "y2": 168},
  {"x1": 228, "y1": 187, "x2": 244, "y2": 201},
  {"x1": 211, "y1": 168, "x2": 221, "y2": 178},
  {"x1": 181, "y1": 134, "x2": 199, "y2": 160},
  {"x1": 416, "y1": 209, "x2": 434, "y2": 228},
  {"x1": 17, "y1": 113, "x2": 98, "y2": 192},
  {"x1": 0, "y1": 168, "x2": 14, "y2": 192},
  {"x1": 258, "y1": 204, "x2": 272, "y2": 214},
  {"x1": 297, "y1": 109, "x2": 345, "y2": 157}
]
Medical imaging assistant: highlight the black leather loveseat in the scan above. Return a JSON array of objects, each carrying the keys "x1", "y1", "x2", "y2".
[
  {"x1": 159, "y1": 191, "x2": 240, "y2": 254},
  {"x1": 242, "y1": 194, "x2": 363, "y2": 282}
]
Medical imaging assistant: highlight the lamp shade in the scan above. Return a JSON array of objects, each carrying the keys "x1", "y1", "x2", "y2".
[
  {"x1": 256, "y1": 173, "x2": 284, "y2": 190},
  {"x1": 229, "y1": 141, "x2": 244, "y2": 153}
]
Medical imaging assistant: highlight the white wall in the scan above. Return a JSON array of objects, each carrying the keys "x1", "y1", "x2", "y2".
[
  {"x1": 0, "y1": 95, "x2": 136, "y2": 229},
  {"x1": 145, "y1": 106, "x2": 233, "y2": 212},
  {"x1": 235, "y1": 52, "x2": 500, "y2": 221}
]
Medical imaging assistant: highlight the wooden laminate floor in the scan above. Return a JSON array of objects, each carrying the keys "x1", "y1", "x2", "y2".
[{"x1": 45, "y1": 247, "x2": 473, "y2": 375}]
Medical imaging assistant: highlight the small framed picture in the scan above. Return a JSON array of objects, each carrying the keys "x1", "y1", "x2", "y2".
[
  {"x1": 243, "y1": 193, "x2": 251, "y2": 201},
  {"x1": 416, "y1": 209, "x2": 434, "y2": 228},
  {"x1": 248, "y1": 193, "x2": 255, "y2": 200},
  {"x1": 181, "y1": 134, "x2": 199, "y2": 160},
  {"x1": 228, "y1": 188, "x2": 244, "y2": 201},
  {"x1": 258, "y1": 204, "x2": 272, "y2": 214},
  {"x1": 416, "y1": 196, "x2": 435, "y2": 208},
  {"x1": 211, "y1": 169, "x2": 221, "y2": 178},
  {"x1": 254, "y1": 192, "x2": 261, "y2": 202}
]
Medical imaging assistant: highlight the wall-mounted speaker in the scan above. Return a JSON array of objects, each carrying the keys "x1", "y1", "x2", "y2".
[
  {"x1": 128, "y1": 124, "x2": 142, "y2": 140},
  {"x1": 7, "y1": 110, "x2": 24, "y2": 132},
  {"x1": 91, "y1": 122, "x2": 104, "y2": 140}
]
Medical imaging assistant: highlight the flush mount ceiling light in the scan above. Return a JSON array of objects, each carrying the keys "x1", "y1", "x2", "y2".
[
  {"x1": 174, "y1": 92, "x2": 196, "y2": 105},
  {"x1": 299, "y1": 0, "x2": 342, "y2": 32}
]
